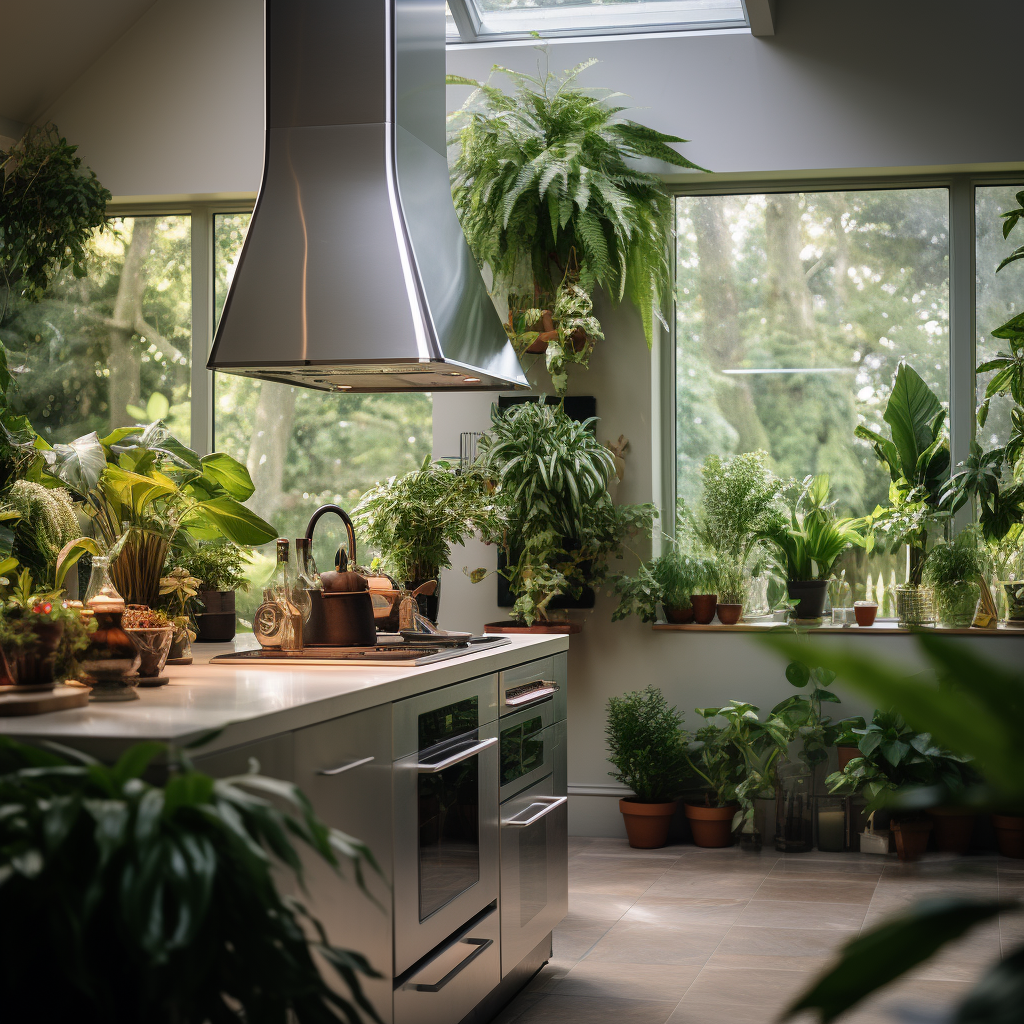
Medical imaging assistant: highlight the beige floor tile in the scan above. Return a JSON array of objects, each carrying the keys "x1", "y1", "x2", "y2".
[
  {"x1": 710, "y1": 924, "x2": 853, "y2": 961},
  {"x1": 645, "y1": 872, "x2": 767, "y2": 900},
  {"x1": 555, "y1": 961, "x2": 702, "y2": 1001},
  {"x1": 551, "y1": 919, "x2": 616, "y2": 964},
  {"x1": 754, "y1": 875, "x2": 878, "y2": 905},
  {"x1": 838, "y1": 977, "x2": 972, "y2": 1024},
  {"x1": 706, "y1": 952, "x2": 834, "y2": 973},
  {"x1": 671, "y1": 965, "x2": 820, "y2": 1019},
  {"x1": 513, "y1": 993, "x2": 680, "y2": 1023},
  {"x1": 584, "y1": 918, "x2": 732, "y2": 966},
  {"x1": 769, "y1": 860, "x2": 884, "y2": 881},
  {"x1": 735, "y1": 898, "x2": 868, "y2": 931},
  {"x1": 570, "y1": 863, "x2": 670, "y2": 897},
  {"x1": 625, "y1": 895, "x2": 749, "y2": 927},
  {"x1": 999, "y1": 911, "x2": 1024, "y2": 952},
  {"x1": 567, "y1": 890, "x2": 638, "y2": 922}
]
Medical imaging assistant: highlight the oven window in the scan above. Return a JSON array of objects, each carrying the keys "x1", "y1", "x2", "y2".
[
  {"x1": 418, "y1": 697, "x2": 479, "y2": 749},
  {"x1": 418, "y1": 749, "x2": 480, "y2": 919},
  {"x1": 500, "y1": 716, "x2": 545, "y2": 788}
]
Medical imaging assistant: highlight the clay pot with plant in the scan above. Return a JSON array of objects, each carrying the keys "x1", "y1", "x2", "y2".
[
  {"x1": 165, "y1": 543, "x2": 252, "y2": 643},
  {"x1": 714, "y1": 557, "x2": 746, "y2": 625},
  {"x1": 606, "y1": 685, "x2": 692, "y2": 849},
  {"x1": 612, "y1": 549, "x2": 716, "y2": 625}
]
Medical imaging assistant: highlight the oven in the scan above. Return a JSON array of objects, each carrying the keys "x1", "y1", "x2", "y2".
[{"x1": 393, "y1": 674, "x2": 500, "y2": 977}]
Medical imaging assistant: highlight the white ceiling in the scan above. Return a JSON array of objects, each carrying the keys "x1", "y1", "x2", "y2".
[{"x1": 0, "y1": 0, "x2": 159, "y2": 125}]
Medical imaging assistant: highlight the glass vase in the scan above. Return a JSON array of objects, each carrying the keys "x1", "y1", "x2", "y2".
[
  {"x1": 934, "y1": 581, "x2": 980, "y2": 628},
  {"x1": 80, "y1": 556, "x2": 141, "y2": 701},
  {"x1": 1003, "y1": 580, "x2": 1024, "y2": 624},
  {"x1": 775, "y1": 761, "x2": 813, "y2": 853},
  {"x1": 891, "y1": 584, "x2": 935, "y2": 627}
]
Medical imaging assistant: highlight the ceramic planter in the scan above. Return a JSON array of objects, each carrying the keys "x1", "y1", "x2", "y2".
[
  {"x1": 854, "y1": 602, "x2": 878, "y2": 627},
  {"x1": 892, "y1": 818, "x2": 933, "y2": 862},
  {"x1": 167, "y1": 626, "x2": 193, "y2": 665},
  {"x1": 684, "y1": 803, "x2": 739, "y2": 848},
  {"x1": 893, "y1": 584, "x2": 935, "y2": 627},
  {"x1": 195, "y1": 590, "x2": 236, "y2": 642},
  {"x1": 787, "y1": 580, "x2": 828, "y2": 620},
  {"x1": 663, "y1": 605, "x2": 694, "y2": 624},
  {"x1": 619, "y1": 799, "x2": 677, "y2": 849},
  {"x1": 934, "y1": 581, "x2": 980, "y2": 628},
  {"x1": 993, "y1": 814, "x2": 1024, "y2": 858},
  {"x1": 690, "y1": 594, "x2": 718, "y2": 625},
  {"x1": 927, "y1": 807, "x2": 976, "y2": 855},
  {"x1": 6, "y1": 620, "x2": 64, "y2": 690},
  {"x1": 716, "y1": 603, "x2": 743, "y2": 625},
  {"x1": 126, "y1": 626, "x2": 173, "y2": 679}
]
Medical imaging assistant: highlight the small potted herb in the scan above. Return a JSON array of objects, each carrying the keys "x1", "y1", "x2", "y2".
[
  {"x1": 166, "y1": 543, "x2": 251, "y2": 642},
  {"x1": 606, "y1": 685, "x2": 691, "y2": 848},
  {"x1": 159, "y1": 567, "x2": 201, "y2": 664},
  {"x1": 714, "y1": 557, "x2": 746, "y2": 625},
  {"x1": 612, "y1": 549, "x2": 716, "y2": 624},
  {"x1": 922, "y1": 528, "x2": 990, "y2": 628}
]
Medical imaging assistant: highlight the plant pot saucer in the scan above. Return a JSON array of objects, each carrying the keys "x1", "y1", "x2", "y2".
[
  {"x1": 485, "y1": 620, "x2": 582, "y2": 635},
  {"x1": 166, "y1": 656, "x2": 193, "y2": 665},
  {"x1": 136, "y1": 676, "x2": 170, "y2": 687}
]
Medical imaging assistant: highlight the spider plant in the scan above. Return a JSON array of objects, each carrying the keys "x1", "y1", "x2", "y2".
[{"x1": 447, "y1": 55, "x2": 706, "y2": 352}]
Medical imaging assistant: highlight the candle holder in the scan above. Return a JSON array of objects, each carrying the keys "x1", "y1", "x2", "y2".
[{"x1": 816, "y1": 796, "x2": 846, "y2": 852}]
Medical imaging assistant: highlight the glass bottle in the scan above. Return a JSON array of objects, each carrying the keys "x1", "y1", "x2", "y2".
[
  {"x1": 271, "y1": 539, "x2": 303, "y2": 650},
  {"x1": 775, "y1": 761, "x2": 813, "y2": 853},
  {"x1": 80, "y1": 556, "x2": 141, "y2": 698}
]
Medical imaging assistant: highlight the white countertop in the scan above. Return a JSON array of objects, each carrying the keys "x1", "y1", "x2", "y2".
[{"x1": 0, "y1": 633, "x2": 569, "y2": 757}]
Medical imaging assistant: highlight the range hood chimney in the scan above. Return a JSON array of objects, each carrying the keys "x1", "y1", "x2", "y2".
[{"x1": 207, "y1": 0, "x2": 529, "y2": 393}]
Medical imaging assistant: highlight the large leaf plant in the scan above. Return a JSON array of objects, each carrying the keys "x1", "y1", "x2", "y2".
[
  {"x1": 447, "y1": 56, "x2": 705, "y2": 392},
  {"x1": 0, "y1": 737, "x2": 381, "y2": 1023}
]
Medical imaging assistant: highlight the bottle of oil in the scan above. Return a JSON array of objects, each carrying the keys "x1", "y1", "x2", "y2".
[{"x1": 270, "y1": 539, "x2": 303, "y2": 650}]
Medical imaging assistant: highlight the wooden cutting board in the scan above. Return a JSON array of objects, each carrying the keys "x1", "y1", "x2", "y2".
[{"x1": 0, "y1": 684, "x2": 91, "y2": 715}]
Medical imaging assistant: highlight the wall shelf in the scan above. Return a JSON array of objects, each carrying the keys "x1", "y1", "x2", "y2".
[{"x1": 651, "y1": 622, "x2": 1024, "y2": 637}]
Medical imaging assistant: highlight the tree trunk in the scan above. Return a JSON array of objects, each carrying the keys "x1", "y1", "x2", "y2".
[
  {"x1": 765, "y1": 195, "x2": 816, "y2": 339},
  {"x1": 692, "y1": 198, "x2": 770, "y2": 454},
  {"x1": 245, "y1": 381, "x2": 296, "y2": 520},
  {"x1": 107, "y1": 219, "x2": 153, "y2": 432}
]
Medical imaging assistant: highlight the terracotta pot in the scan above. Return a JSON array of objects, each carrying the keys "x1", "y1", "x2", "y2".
[
  {"x1": 690, "y1": 594, "x2": 718, "y2": 625},
  {"x1": 195, "y1": 590, "x2": 236, "y2": 642},
  {"x1": 837, "y1": 745, "x2": 860, "y2": 771},
  {"x1": 993, "y1": 814, "x2": 1024, "y2": 859},
  {"x1": 716, "y1": 603, "x2": 743, "y2": 625},
  {"x1": 854, "y1": 602, "x2": 878, "y2": 627},
  {"x1": 684, "y1": 803, "x2": 739, "y2": 848},
  {"x1": 7, "y1": 620, "x2": 64, "y2": 690},
  {"x1": 927, "y1": 807, "x2": 976, "y2": 855},
  {"x1": 485, "y1": 620, "x2": 582, "y2": 634},
  {"x1": 892, "y1": 819, "x2": 933, "y2": 862},
  {"x1": 787, "y1": 580, "x2": 829, "y2": 620},
  {"x1": 664, "y1": 605, "x2": 694, "y2": 624},
  {"x1": 619, "y1": 799, "x2": 677, "y2": 849}
]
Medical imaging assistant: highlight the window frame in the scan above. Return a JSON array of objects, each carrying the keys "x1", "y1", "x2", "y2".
[{"x1": 662, "y1": 171, "x2": 1024, "y2": 539}]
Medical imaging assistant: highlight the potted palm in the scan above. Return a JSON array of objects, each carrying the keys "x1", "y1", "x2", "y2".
[
  {"x1": 447, "y1": 57, "x2": 705, "y2": 393},
  {"x1": 611, "y1": 547, "x2": 716, "y2": 624},
  {"x1": 606, "y1": 685, "x2": 691, "y2": 848},
  {"x1": 922, "y1": 527, "x2": 991, "y2": 627},
  {"x1": 474, "y1": 400, "x2": 655, "y2": 631}
]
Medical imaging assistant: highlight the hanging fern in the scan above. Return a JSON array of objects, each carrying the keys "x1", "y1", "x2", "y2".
[{"x1": 447, "y1": 56, "x2": 706, "y2": 348}]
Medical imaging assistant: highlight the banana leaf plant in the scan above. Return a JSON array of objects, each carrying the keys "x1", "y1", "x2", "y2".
[
  {"x1": 0, "y1": 736, "x2": 382, "y2": 1023},
  {"x1": 31, "y1": 422, "x2": 276, "y2": 605},
  {"x1": 763, "y1": 632, "x2": 1024, "y2": 1024}
]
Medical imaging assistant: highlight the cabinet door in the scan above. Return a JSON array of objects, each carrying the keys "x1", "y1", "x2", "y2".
[{"x1": 294, "y1": 704, "x2": 394, "y2": 1024}]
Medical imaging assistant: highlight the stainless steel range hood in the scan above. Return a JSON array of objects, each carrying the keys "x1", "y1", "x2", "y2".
[{"x1": 207, "y1": 0, "x2": 529, "y2": 393}]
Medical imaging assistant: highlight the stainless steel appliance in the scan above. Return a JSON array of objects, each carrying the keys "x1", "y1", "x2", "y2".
[
  {"x1": 497, "y1": 655, "x2": 569, "y2": 978},
  {"x1": 210, "y1": 635, "x2": 510, "y2": 667}
]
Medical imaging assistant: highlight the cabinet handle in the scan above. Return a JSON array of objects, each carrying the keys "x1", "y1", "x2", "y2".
[
  {"x1": 408, "y1": 938, "x2": 493, "y2": 993},
  {"x1": 504, "y1": 682, "x2": 559, "y2": 708},
  {"x1": 318, "y1": 756, "x2": 374, "y2": 776},
  {"x1": 416, "y1": 736, "x2": 498, "y2": 773},
  {"x1": 503, "y1": 795, "x2": 567, "y2": 828}
]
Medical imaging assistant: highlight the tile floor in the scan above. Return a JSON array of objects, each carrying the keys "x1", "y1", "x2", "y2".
[{"x1": 493, "y1": 839, "x2": 1024, "y2": 1024}]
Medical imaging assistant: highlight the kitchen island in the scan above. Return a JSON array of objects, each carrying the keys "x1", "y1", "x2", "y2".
[{"x1": 2, "y1": 633, "x2": 569, "y2": 1024}]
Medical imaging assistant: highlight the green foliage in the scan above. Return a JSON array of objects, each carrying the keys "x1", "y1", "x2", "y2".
[
  {"x1": 352, "y1": 458, "x2": 503, "y2": 582},
  {"x1": 714, "y1": 556, "x2": 746, "y2": 604},
  {"x1": 771, "y1": 662, "x2": 859, "y2": 769},
  {"x1": 0, "y1": 737, "x2": 381, "y2": 1023},
  {"x1": 0, "y1": 567, "x2": 92, "y2": 654},
  {"x1": 0, "y1": 479, "x2": 79, "y2": 586},
  {"x1": 612, "y1": 547, "x2": 716, "y2": 622},
  {"x1": 476, "y1": 400, "x2": 655, "y2": 623},
  {"x1": 164, "y1": 542, "x2": 251, "y2": 593},
  {"x1": 922, "y1": 526, "x2": 990, "y2": 587},
  {"x1": 447, "y1": 55, "x2": 705, "y2": 351},
  {"x1": 605, "y1": 685, "x2": 691, "y2": 803},
  {"x1": 995, "y1": 188, "x2": 1024, "y2": 272},
  {"x1": 0, "y1": 125, "x2": 111, "y2": 314}
]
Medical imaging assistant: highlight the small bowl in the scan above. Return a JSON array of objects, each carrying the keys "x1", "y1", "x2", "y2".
[
  {"x1": 854, "y1": 601, "x2": 878, "y2": 627},
  {"x1": 126, "y1": 626, "x2": 174, "y2": 677}
]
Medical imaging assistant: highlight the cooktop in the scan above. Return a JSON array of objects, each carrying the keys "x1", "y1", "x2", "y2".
[{"x1": 209, "y1": 634, "x2": 511, "y2": 667}]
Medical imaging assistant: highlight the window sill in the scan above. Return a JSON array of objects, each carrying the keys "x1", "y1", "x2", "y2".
[{"x1": 651, "y1": 622, "x2": 1024, "y2": 637}]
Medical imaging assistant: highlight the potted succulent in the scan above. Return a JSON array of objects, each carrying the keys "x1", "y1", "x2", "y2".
[
  {"x1": 0, "y1": 737, "x2": 381, "y2": 1021},
  {"x1": 921, "y1": 527, "x2": 990, "y2": 628},
  {"x1": 611, "y1": 547, "x2": 716, "y2": 624},
  {"x1": 353, "y1": 457, "x2": 502, "y2": 624},
  {"x1": 0, "y1": 568, "x2": 92, "y2": 688},
  {"x1": 474, "y1": 400, "x2": 655, "y2": 630},
  {"x1": 606, "y1": 685, "x2": 691, "y2": 848},
  {"x1": 121, "y1": 604, "x2": 174, "y2": 681},
  {"x1": 166, "y1": 543, "x2": 251, "y2": 642},
  {"x1": 857, "y1": 362, "x2": 951, "y2": 626},
  {"x1": 447, "y1": 58, "x2": 704, "y2": 393},
  {"x1": 761, "y1": 474, "x2": 867, "y2": 621}
]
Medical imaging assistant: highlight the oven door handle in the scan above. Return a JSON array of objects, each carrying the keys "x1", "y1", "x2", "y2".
[
  {"x1": 504, "y1": 682, "x2": 559, "y2": 708},
  {"x1": 502, "y1": 795, "x2": 568, "y2": 828},
  {"x1": 416, "y1": 736, "x2": 498, "y2": 773},
  {"x1": 407, "y1": 937, "x2": 494, "y2": 992},
  {"x1": 317, "y1": 756, "x2": 374, "y2": 776}
]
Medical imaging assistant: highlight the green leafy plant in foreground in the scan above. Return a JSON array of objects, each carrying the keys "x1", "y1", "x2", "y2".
[
  {"x1": 763, "y1": 632, "x2": 1024, "y2": 1024},
  {"x1": 0, "y1": 737, "x2": 382, "y2": 1023}
]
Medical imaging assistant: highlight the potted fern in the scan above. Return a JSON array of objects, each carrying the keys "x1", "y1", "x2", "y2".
[{"x1": 447, "y1": 56, "x2": 705, "y2": 393}]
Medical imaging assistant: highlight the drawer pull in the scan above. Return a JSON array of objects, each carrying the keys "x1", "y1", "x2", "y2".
[
  {"x1": 318, "y1": 755, "x2": 374, "y2": 776},
  {"x1": 416, "y1": 736, "x2": 497, "y2": 773},
  {"x1": 504, "y1": 682, "x2": 559, "y2": 707},
  {"x1": 409, "y1": 938, "x2": 493, "y2": 993},
  {"x1": 503, "y1": 795, "x2": 567, "y2": 828}
]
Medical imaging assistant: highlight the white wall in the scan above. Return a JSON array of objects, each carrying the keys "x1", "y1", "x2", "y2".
[{"x1": 28, "y1": 0, "x2": 1024, "y2": 836}]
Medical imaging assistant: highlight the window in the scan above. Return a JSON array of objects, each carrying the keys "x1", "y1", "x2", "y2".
[
  {"x1": 2, "y1": 215, "x2": 192, "y2": 443},
  {"x1": 446, "y1": 0, "x2": 746, "y2": 42},
  {"x1": 674, "y1": 187, "x2": 951, "y2": 599}
]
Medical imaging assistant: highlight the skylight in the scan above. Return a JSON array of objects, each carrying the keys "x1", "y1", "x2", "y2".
[{"x1": 446, "y1": 0, "x2": 748, "y2": 42}]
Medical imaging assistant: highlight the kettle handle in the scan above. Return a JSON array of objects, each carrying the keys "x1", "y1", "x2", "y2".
[{"x1": 304, "y1": 504, "x2": 357, "y2": 571}]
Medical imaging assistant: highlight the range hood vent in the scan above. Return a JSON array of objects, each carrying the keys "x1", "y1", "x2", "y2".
[{"x1": 207, "y1": 0, "x2": 529, "y2": 394}]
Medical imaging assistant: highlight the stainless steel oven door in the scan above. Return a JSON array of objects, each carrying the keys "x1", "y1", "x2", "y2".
[
  {"x1": 499, "y1": 704, "x2": 564, "y2": 804},
  {"x1": 394, "y1": 715, "x2": 499, "y2": 976},
  {"x1": 499, "y1": 655, "x2": 567, "y2": 721},
  {"x1": 499, "y1": 775, "x2": 568, "y2": 978}
]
